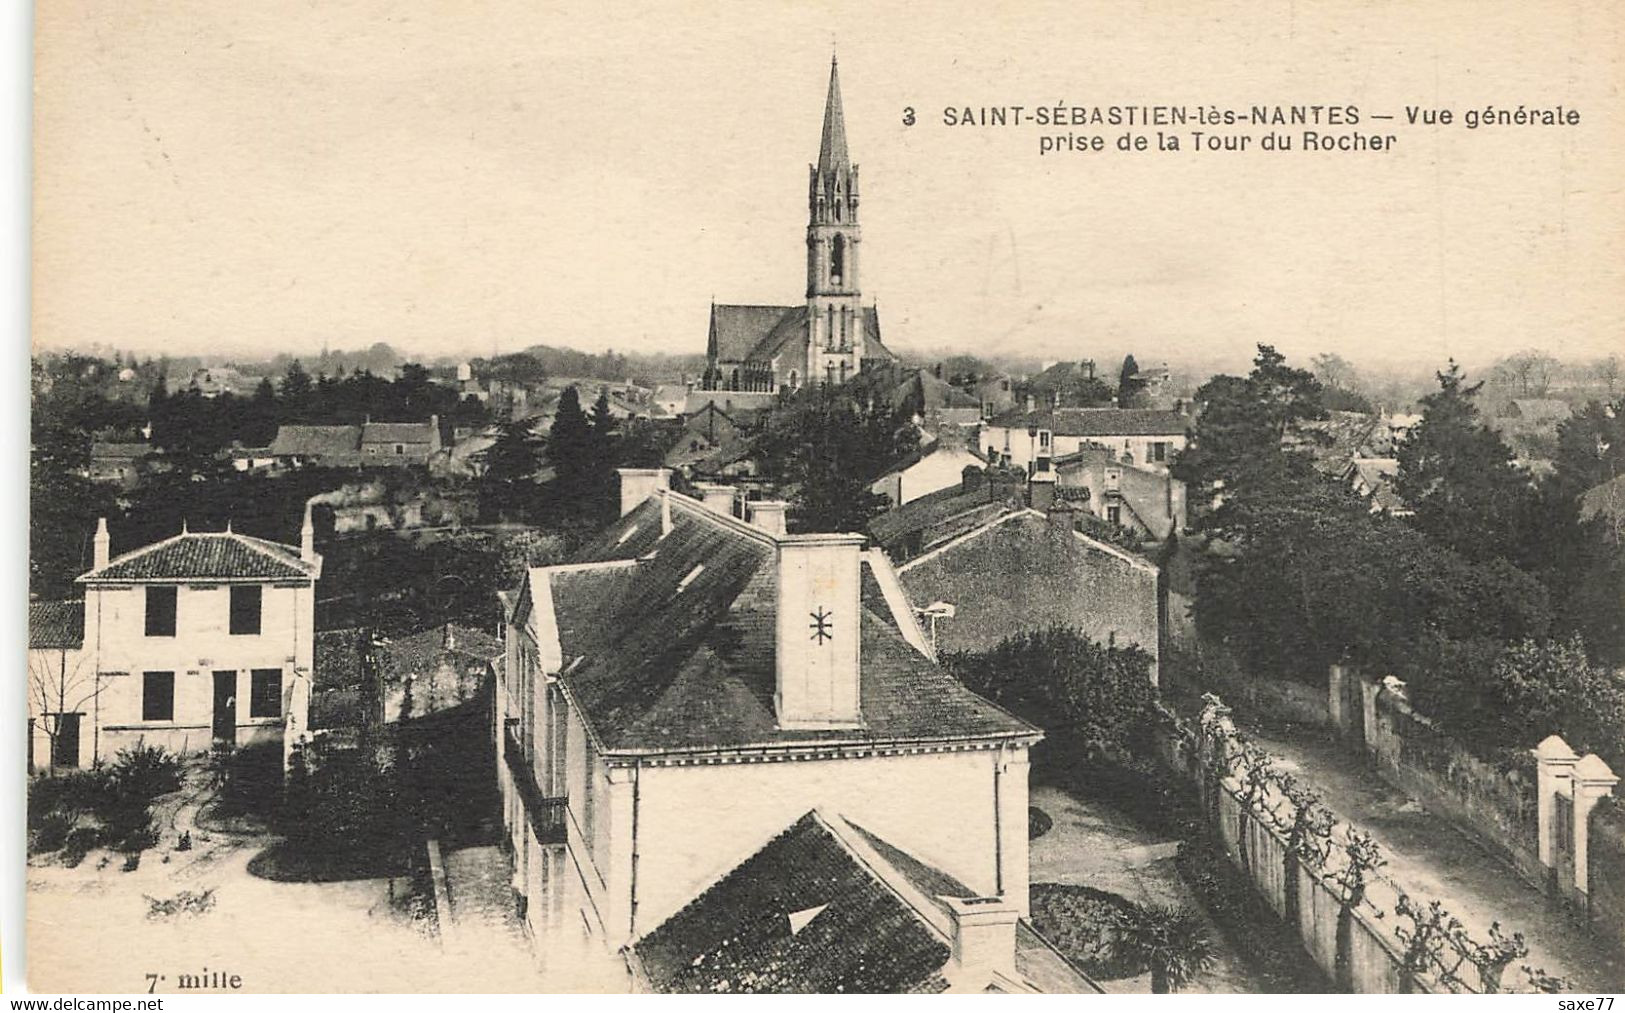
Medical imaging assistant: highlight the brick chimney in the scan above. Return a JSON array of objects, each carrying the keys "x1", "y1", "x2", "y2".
[
  {"x1": 749, "y1": 499, "x2": 789, "y2": 536},
  {"x1": 693, "y1": 482, "x2": 737, "y2": 518},
  {"x1": 618, "y1": 467, "x2": 671, "y2": 517},
  {"x1": 942, "y1": 896, "x2": 1020, "y2": 987},
  {"x1": 774, "y1": 534, "x2": 864, "y2": 729},
  {"x1": 93, "y1": 517, "x2": 110, "y2": 570}
]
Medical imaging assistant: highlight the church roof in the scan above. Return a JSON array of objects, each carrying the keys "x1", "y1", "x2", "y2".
[
  {"x1": 817, "y1": 58, "x2": 850, "y2": 176},
  {"x1": 708, "y1": 304, "x2": 891, "y2": 368},
  {"x1": 528, "y1": 493, "x2": 1035, "y2": 756}
]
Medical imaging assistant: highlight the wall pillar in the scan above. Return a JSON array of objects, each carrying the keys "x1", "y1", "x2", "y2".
[
  {"x1": 1572, "y1": 754, "x2": 1619, "y2": 896},
  {"x1": 1534, "y1": 735, "x2": 1580, "y2": 874}
]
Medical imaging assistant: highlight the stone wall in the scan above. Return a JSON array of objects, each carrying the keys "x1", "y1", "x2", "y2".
[
  {"x1": 1156, "y1": 699, "x2": 1551, "y2": 993},
  {"x1": 1358, "y1": 679, "x2": 1542, "y2": 886}
]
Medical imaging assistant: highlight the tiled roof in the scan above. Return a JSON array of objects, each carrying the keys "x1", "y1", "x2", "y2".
[
  {"x1": 28, "y1": 600, "x2": 84, "y2": 650},
  {"x1": 268, "y1": 425, "x2": 362, "y2": 457},
  {"x1": 707, "y1": 304, "x2": 891, "y2": 367},
  {"x1": 632, "y1": 812, "x2": 953, "y2": 994},
  {"x1": 866, "y1": 481, "x2": 1016, "y2": 556},
  {"x1": 986, "y1": 408, "x2": 1192, "y2": 438},
  {"x1": 541, "y1": 496, "x2": 1035, "y2": 755},
  {"x1": 79, "y1": 531, "x2": 318, "y2": 583},
  {"x1": 362, "y1": 421, "x2": 436, "y2": 445},
  {"x1": 709, "y1": 305, "x2": 802, "y2": 364}
]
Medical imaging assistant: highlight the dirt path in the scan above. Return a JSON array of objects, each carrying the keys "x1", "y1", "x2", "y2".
[{"x1": 1249, "y1": 725, "x2": 1625, "y2": 992}]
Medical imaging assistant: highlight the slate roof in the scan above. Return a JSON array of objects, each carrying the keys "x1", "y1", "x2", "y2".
[
  {"x1": 78, "y1": 530, "x2": 318, "y2": 583},
  {"x1": 632, "y1": 812, "x2": 953, "y2": 994},
  {"x1": 536, "y1": 495, "x2": 1035, "y2": 755},
  {"x1": 28, "y1": 600, "x2": 84, "y2": 650},
  {"x1": 986, "y1": 408, "x2": 1192, "y2": 438},
  {"x1": 707, "y1": 304, "x2": 890, "y2": 366},
  {"x1": 269, "y1": 425, "x2": 363, "y2": 457},
  {"x1": 866, "y1": 481, "x2": 1016, "y2": 557}
]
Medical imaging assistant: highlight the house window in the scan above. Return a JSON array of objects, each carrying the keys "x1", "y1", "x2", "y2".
[
  {"x1": 394, "y1": 444, "x2": 404, "y2": 455},
  {"x1": 1151, "y1": 441, "x2": 1168, "y2": 463},
  {"x1": 230, "y1": 585, "x2": 262, "y2": 635},
  {"x1": 249, "y1": 669, "x2": 282, "y2": 718},
  {"x1": 142, "y1": 672, "x2": 175, "y2": 721},
  {"x1": 144, "y1": 586, "x2": 177, "y2": 637},
  {"x1": 1038, "y1": 430, "x2": 1053, "y2": 453},
  {"x1": 1107, "y1": 505, "x2": 1122, "y2": 526}
]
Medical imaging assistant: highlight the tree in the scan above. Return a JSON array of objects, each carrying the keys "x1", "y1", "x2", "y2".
[
  {"x1": 476, "y1": 419, "x2": 547, "y2": 521},
  {"x1": 1117, "y1": 354, "x2": 1145, "y2": 406},
  {"x1": 280, "y1": 360, "x2": 314, "y2": 406},
  {"x1": 1310, "y1": 352, "x2": 1355, "y2": 391},
  {"x1": 546, "y1": 385, "x2": 598, "y2": 519},
  {"x1": 1493, "y1": 349, "x2": 1559, "y2": 397},
  {"x1": 1108, "y1": 903, "x2": 1215, "y2": 993},
  {"x1": 1394, "y1": 362, "x2": 1536, "y2": 566},
  {"x1": 941, "y1": 627, "x2": 1156, "y2": 763},
  {"x1": 751, "y1": 384, "x2": 918, "y2": 533},
  {"x1": 28, "y1": 647, "x2": 98, "y2": 773}
]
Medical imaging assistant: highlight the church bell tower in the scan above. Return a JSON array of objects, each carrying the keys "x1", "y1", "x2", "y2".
[{"x1": 806, "y1": 57, "x2": 865, "y2": 386}]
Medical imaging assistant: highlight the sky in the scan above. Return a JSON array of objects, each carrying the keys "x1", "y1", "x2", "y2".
[{"x1": 31, "y1": 0, "x2": 1625, "y2": 376}]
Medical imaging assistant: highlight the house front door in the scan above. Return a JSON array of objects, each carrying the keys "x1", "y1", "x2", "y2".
[
  {"x1": 213, "y1": 671, "x2": 237, "y2": 745},
  {"x1": 51, "y1": 713, "x2": 81, "y2": 769}
]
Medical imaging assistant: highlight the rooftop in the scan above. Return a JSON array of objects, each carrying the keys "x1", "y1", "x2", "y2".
[
  {"x1": 986, "y1": 408, "x2": 1192, "y2": 438},
  {"x1": 28, "y1": 600, "x2": 84, "y2": 650},
  {"x1": 78, "y1": 529, "x2": 319, "y2": 583},
  {"x1": 524, "y1": 493, "x2": 1036, "y2": 756}
]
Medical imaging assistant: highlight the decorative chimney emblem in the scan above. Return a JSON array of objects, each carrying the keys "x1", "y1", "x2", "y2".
[{"x1": 809, "y1": 606, "x2": 835, "y2": 644}]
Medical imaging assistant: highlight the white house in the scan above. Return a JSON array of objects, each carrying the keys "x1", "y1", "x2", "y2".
[
  {"x1": 495, "y1": 469, "x2": 1087, "y2": 992},
  {"x1": 981, "y1": 408, "x2": 1192, "y2": 475},
  {"x1": 870, "y1": 440, "x2": 985, "y2": 506},
  {"x1": 66, "y1": 516, "x2": 321, "y2": 766}
]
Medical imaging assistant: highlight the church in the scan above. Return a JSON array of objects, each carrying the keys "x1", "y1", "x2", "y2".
[{"x1": 696, "y1": 59, "x2": 897, "y2": 407}]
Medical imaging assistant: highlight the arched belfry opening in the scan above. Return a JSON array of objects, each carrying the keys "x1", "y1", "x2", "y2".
[{"x1": 831, "y1": 235, "x2": 845, "y2": 286}]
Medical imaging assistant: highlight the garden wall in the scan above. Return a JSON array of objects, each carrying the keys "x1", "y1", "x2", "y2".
[
  {"x1": 1152, "y1": 719, "x2": 1411, "y2": 991},
  {"x1": 1154, "y1": 700, "x2": 1544, "y2": 993},
  {"x1": 1360, "y1": 682, "x2": 1543, "y2": 886}
]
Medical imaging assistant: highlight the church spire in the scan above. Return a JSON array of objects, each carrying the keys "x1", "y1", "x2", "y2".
[{"x1": 817, "y1": 56, "x2": 849, "y2": 175}]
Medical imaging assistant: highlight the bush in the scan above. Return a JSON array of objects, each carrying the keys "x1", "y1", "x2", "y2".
[
  {"x1": 1029, "y1": 883, "x2": 1144, "y2": 980},
  {"x1": 1029, "y1": 807, "x2": 1053, "y2": 841},
  {"x1": 943, "y1": 626, "x2": 1157, "y2": 762}
]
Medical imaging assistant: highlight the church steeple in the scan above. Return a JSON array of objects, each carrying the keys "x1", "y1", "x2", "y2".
[
  {"x1": 817, "y1": 56, "x2": 850, "y2": 177},
  {"x1": 806, "y1": 56, "x2": 864, "y2": 384}
]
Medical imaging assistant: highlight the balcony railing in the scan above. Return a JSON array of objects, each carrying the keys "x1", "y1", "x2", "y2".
[{"x1": 503, "y1": 718, "x2": 567, "y2": 845}]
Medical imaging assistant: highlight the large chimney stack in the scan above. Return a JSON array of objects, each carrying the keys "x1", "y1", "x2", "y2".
[
  {"x1": 693, "y1": 482, "x2": 738, "y2": 518},
  {"x1": 942, "y1": 896, "x2": 1021, "y2": 987},
  {"x1": 774, "y1": 533, "x2": 864, "y2": 729},
  {"x1": 618, "y1": 467, "x2": 671, "y2": 517},
  {"x1": 749, "y1": 499, "x2": 790, "y2": 536},
  {"x1": 92, "y1": 517, "x2": 110, "y2": 570}
]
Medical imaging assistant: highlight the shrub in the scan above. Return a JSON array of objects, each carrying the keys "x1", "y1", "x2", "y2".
[
  {"x1": 1029, "y1": 807, "x2": 1053, "y2": 841},
  {"x1": 1028, "y1": 883, "x2": 1143, "y2": 980}
]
